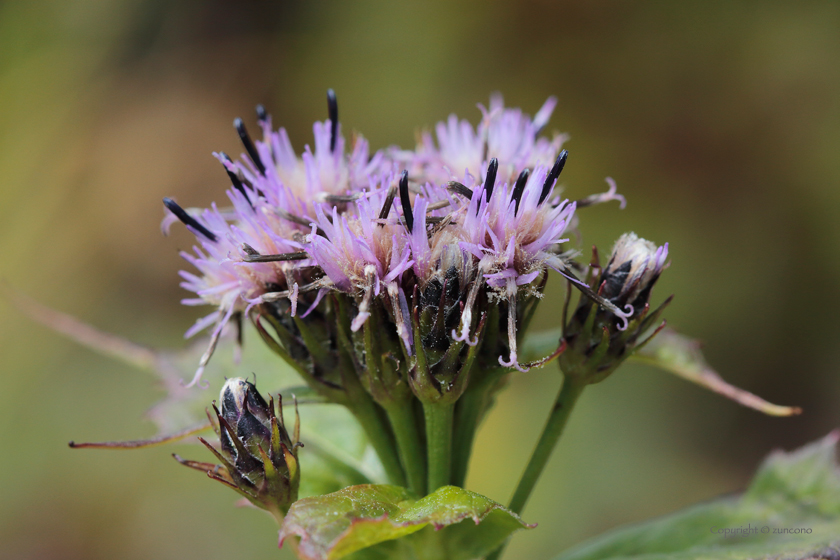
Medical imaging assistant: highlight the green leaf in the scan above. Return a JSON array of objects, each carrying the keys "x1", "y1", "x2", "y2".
[
  {"x1": 520, "y1": 327, "x2": 800, "y2": 416},
  {"x1": 554, "y1": 432, "x2": 840, "y2": 560},
  {"x1": 630, "y1": 328, "x2": 801, "y2": 417},
  {"x1": 280, "y1": 485, "x2": 534, "y2": 560}
]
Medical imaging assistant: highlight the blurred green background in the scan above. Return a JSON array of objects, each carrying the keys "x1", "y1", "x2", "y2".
[{"x1": 1, "y1": 1, "x2": 839, "y2": 559}]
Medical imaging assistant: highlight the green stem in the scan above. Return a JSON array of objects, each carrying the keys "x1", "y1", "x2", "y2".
[
  {"x1": 451, "y1": 368, "x2": 506, "y2": 487},
  {"x1": 348, "y1": 395, "x2": 406, "y2": 487},
  {"x1": 451, "y1": 389, "x2": 484, "y2": 488},
  {"x1": 384, "y1": 401, "x2": 427, "y2": 496},
  {"x1": 488, "y1": 377, "x2": 586, "y2": 560},
  {"x1": 509, "y1": 377, "x2": 584, "y2": 513},
  {"x1": 423, "y1": 401, "x2": 455, "y2": 492}
]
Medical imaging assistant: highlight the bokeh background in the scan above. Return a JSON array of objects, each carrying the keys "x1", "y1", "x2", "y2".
[{"x1": 2, "y1": 1, "x2": 839, "y2": 559}]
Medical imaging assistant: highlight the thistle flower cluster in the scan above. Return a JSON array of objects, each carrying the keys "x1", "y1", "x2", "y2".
[
  {"x1": 63, "y1": 90, "x2": 806, "y2": 560},
  {"x1": 163, "y1": 91, "x2": 656, "y2": 495},
  {"x1": 166, "y1": 92, "x2": 629, "y2": 378}
]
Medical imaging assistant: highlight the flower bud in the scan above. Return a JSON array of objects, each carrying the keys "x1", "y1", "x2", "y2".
[
  {"x1": 600, "y1": 233, "x2": 668, "y2": 317},
  {"x1": 560, "y1": 233, "x2": 670, "y2": 384},
  {"x1": 175, "y1": 378, "x2": 301, "y2": 524}
]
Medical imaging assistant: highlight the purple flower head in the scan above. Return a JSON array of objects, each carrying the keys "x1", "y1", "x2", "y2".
[
  {"x1": 305, "y1": 176, "x2": 414, "y2": 343},
  {"x1": 222, "y1": 108, "x2": 388, "y2": 223},
  {"x1": 165, "y1": 180, "x2": 318, "y2": 387},
  {"x1": 424, "y1": 114, "x2": 485, "y2": 185},
  {"x1": 408, "y1": 94, "x2": 567, "y2": 189},
  {"x1": 454, "y1": 161, "x2": 576, "y2": 371},
  {"x1": 482, "y1": 94, "x2": 566, "y2": 182}
]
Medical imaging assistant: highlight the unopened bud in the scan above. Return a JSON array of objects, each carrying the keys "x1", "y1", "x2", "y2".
[
  {"x1": 176, "y1": 378, "x2": 301, "y2": 524},
  {"x1": 601, "y1": 233, "x2": 668, "y2": 316},
  {"x1": 560, "y1": 233, "x2": 670, "y2": 384}
]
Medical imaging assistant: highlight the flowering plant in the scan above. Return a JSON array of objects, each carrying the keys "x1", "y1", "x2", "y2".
[{"x1": 32, "y1": 91, "x2": 838, "y2": 559}]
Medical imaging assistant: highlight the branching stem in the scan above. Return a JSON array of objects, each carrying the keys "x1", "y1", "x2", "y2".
[{"x1": 489, "y1": 375, "x2": 586, "y2": 560}]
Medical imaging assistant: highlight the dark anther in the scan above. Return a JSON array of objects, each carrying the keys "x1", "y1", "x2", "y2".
[
  {"x1": 234, "y1": 118, "x2": 266, "y2": 175},
  {"x1": 399, "y1": 170, "x2": 413, "y2": 233},
  {"x1": 219, "y1": 152, "x2": 250, "y2": 202},
  {"x1": 379, "y1": 185, "x2": 397, "y2": 220},
  {"x1": 327, "y1": 89, "x2": 338, "y2": 153},
  {"x1": 539, "y1": 149, "x2": 568, "y2": 205},
  {"x1": 446, "y1": 181, "x2": 474, "y2": 200},
  {"x1": 256, "y1": 104, "x2": 267, "y2": 123},
  {"x1": 512, "y1": 168, "x2": 530, "y2": 214},
  {"x1": 484, "y1": 158, "x2": 498, "y2": 202},
  {"x1": 163, "y1": 198, "x2": 218, "y2": 242}
]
